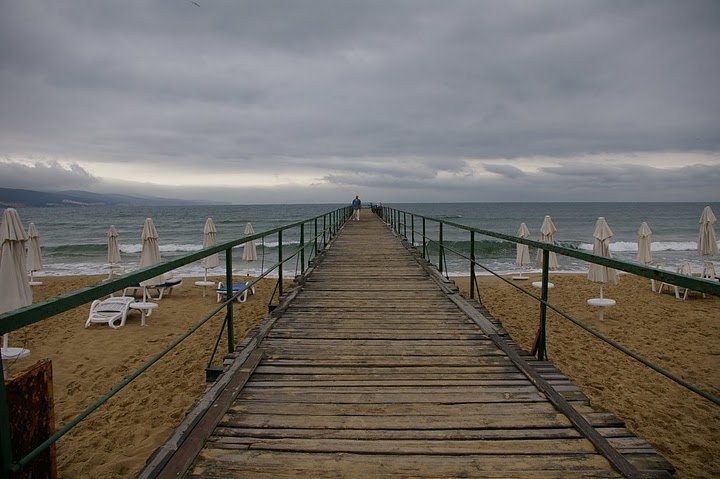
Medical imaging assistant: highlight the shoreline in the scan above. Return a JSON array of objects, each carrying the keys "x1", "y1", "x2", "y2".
[{"x1": 4, "y1": 272, "x2": 719, "y2": 478}]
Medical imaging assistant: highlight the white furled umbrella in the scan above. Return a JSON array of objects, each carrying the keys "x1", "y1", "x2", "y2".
[
  {"x1": 636, "y1": 222, "x2": 653, "y2": 265},
  {"x1": 107, "y1": 225, "x2": 121, "y2": 265},
  {"x1": 536, "y1": 215, "x2": 559, "y2": 269},
  {"x1": 196, "y1": 218, "x2": 220, "y2": 296},
  {"x1": 107, "y1": 225, "x2": 121, "y2": 279},
  {"x1": 512, "y1": 223, "x2": 531, "y2": 280},
  {"x1": 242, "y1": 222, "x2": 257, "y2": 262},
  {"x1": 587, "y1": 217, "x2": 618, "y2": 298},
  {"x1": 139, "y1": 218, "x2": 165, "y2": 301},
  {"x1": 201, "y1": 218, "x2": 220, "y2": 275},
  {"x1": 0, "y1": 208, "x2": 32, "y2": 376},
  {"x1": 637, "y1": 221, "x2": 655, "y2": 291},
  {"x1": 698, "y1": 206, "x2": 718, "y2": 257},
  {"x1": 26, "y1": 222, "x2": 43, "y2": 285}
]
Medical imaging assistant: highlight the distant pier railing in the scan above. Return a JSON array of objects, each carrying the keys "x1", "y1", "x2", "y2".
[
  {"x1": 0, "y1": 205, "x2": 352, "y2": 477},
  {"x1": 379, "y1": 205, "x2": 720, "y2": 408}
]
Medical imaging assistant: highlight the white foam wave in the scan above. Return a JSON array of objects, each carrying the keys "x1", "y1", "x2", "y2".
[
  {"x1": 120, "y1": 243, "x2": 203, "y2": 254},
  {"x1": 577, "y1": 241, "x2": 707, "y2": 252}
]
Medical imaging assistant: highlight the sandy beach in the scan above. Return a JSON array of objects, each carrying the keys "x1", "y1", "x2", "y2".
[{"x1": 4, "y1": 272, "x2": 719, "y2": 478}]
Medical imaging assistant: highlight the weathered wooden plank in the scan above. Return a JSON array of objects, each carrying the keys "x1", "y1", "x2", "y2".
[
  {"x1": 244, "y1": 379, "x2": 539, "y2": 387},
  {"x1": 207, "y1": 437, "x2": 598, "y2": 455},
  {"x1": 237, "y1": 390, "x2": 550, "y2": 404},
  {"x1": 187, "y1": 451, "x2": 622, "y2": 478},
  {"x1": 260, "y1": 356, "x2": 516, "y2": 366},
  {"x1": 217, "y1": 413, "x2": 574, "y2": 430},
  {"x1": 212, "y1": 426, "x2": 587, "y2": 441},
  {"x1": 226, "y1": 400, "x2": 588, "y2": 416}
]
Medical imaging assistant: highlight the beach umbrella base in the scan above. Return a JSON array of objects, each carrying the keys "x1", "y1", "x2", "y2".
[
  {"x1": 194, "y1": 269, "x2": 215, "y2": 297},
  {"x1": 194, "y1": 280, "x2": 215, "y2": 296},
  {"x1": 587, "y1": 298, "x2": 616, "y2": 321}
]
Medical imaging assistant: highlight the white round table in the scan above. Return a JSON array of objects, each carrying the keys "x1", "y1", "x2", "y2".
[
  {"x1": 130, "y1": 301, "x2": 158, "y2": 326},
  {"x1": 531, "y1": 281, "x2": 554, "y2": 289},
  {"x1": 194, "y1": 280, "x2": 215, "y2": 297},
  {"x1": 587, "y1": 298, "x2": 616, "y2": 321}
]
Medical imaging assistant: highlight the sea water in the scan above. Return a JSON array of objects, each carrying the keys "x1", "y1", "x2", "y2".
[{"x1": 12, "y1": 202, "x2": 720, "y2": 278}]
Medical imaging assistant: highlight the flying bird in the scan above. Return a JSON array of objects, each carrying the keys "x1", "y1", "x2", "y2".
[{"x1": 191, "y1": 1, "x2": 200, "y2": 6}]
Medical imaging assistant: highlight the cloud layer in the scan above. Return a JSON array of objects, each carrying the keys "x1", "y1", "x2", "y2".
[{"x1": 0, "y1": 1, "x2": 718, "y2": 202}]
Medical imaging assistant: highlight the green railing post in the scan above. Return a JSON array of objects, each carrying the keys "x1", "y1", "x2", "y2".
[
  {"x1": 403, "y1": 212, "x2": 407, "y2": 239},
  {"x1": 225, "y1": 246, "x2": 234, "y2": 354},
  {"x1": 438, "y1": 222, "x2": 444, "y2": 274},
  {"x1": 470, "y1": 231, "x2": 476, "y2": 300},
  {"x1": 314, "y1": 218, "x2": 318, "y2": 257},
  {"x1": 411, "y1": 214, "x2": 415, "y2": 246},
  {"x1": 323, "y1": 215, "x2": 327, "y2": 248},
  {"x1": 538, "y1": 249, "x2": 550, "y2": 361},
  {"x1": 422, "y1": 217, "x2": 427, "y2": 259},
  {"x1": 300, "y1": 223, "x2": 305, "y2": 274},
  {"x1": 278, "y1": 230, "x2": 283, "y2": 298}
]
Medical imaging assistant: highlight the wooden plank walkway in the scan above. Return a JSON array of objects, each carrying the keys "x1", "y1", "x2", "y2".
[{"x1": 141, "y1": 213, "x2": 674, "y2": 479}]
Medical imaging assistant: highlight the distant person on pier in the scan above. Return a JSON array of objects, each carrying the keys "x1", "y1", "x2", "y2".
[{"x1": 351, "y1": 195, "x2": 362, "y2": 221}]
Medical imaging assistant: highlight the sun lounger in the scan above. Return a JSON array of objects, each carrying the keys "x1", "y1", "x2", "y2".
[
  {"x1": 216, "y1": 281, "x2": 255, "y2": 303},
  {"x1": 657, "y1": 262, "x2": 693, "y2": 300},
  {"x1": 123, "y1": 278, "x2": 183, "y2": 300},
  {"x1": 85, "y1": 296, "x2": 135, "y2": 329}
]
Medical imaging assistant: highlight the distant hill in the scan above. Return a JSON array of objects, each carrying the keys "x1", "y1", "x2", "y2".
[{"x1": 0, "y1": 187, "x2": 228, "y2": 208}]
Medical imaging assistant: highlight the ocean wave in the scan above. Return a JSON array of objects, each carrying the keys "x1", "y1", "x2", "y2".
[{"x1": 577, "y1": 241, "x2": 704, "y2": 252}]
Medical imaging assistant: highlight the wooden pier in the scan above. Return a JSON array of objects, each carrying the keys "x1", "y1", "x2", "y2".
[{"x1": 141, "y1": 214, "x2": 674, "y2": 478}]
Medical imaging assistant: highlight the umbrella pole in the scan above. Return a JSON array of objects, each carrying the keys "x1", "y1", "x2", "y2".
[{"x1": 600, "y1": 284, "x2": 604, "y2": 299}]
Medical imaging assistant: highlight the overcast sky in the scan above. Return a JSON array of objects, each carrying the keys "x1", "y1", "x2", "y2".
[{"x1": 1, "y1": 1, "x2": 718, "y2": 204}]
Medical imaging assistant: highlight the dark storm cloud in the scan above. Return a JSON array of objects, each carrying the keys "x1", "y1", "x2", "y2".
[
  {"x1": 0, "y1": 160, "x2": 98, "y2": 190},
  {"x1": 0, "y1": 1, "x2": 718, "y2": 201}
]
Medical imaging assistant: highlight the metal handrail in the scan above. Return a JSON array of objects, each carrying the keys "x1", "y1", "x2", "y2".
[
  {"x1": 381, "y1": 205, "x2": 720, "y2": 407},
  {"x1": 0, "y1": 205, "x2": 352, "y2": 477}
]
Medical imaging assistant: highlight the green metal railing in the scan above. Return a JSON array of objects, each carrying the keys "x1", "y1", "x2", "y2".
[
  {"x1": 380, "y1": 206, "x2": 720, "y2": 407},
  {"x1": 0, "y1": 206, "x2": 352, "y2": 477}
]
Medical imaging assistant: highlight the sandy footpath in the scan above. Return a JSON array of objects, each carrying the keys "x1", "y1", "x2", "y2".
[{"x1": 454, "y1": 273, "x2": 719, "y2": 479}]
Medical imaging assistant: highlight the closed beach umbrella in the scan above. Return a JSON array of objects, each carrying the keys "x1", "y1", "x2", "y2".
[
  {"x1": 26, "y1": 222, "x2": 43, "y2": 285},
  {"x1": 515, "y1": 223, "x2": 531, "y2": 267},
  {"x1": 588, "y1": 217, "x2": 618, "y2": 297},
  {"x1": 139, "y1": 218, "x2": 165, "y2": 292},
  {"x1": 636, "y1": 222, "x2": 653, "y2": 265},
  {"x1": 242, "y1": 222, "x2": 257, "y2": 262},
  {"x1": 107, "y1": 225, "x2": 121, "y2": 265},
  {"x1": 536, "y1": 215, "x2": 559, "y2": 269},
  {"x1": 0, "y1": 208, "x2": 32, "y2": 375},
  {"x1": 201, "y1": 218, "x2": 220, "y2": 278},
  {"x1": 0, "y1": 209, "x2": 32, "y2": 315},
  {"x1": 697, "y1": 206, "x2": 718, "y2": 257}
]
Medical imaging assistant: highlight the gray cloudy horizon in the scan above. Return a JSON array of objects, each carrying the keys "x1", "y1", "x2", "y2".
[{"x1": 1, "y1": 1, "x2": 718, "y2": 203}]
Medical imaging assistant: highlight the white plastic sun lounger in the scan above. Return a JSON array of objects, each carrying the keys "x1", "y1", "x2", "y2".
[{"x1": 85, "y1": 296, "x2": 135, "y2": 329}]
